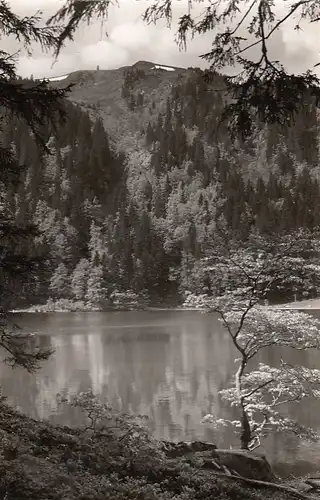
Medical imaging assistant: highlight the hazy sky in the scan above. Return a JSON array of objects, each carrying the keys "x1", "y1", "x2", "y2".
[{"x1": 8, "y1": 0, "x2": 320, "y2": 78}]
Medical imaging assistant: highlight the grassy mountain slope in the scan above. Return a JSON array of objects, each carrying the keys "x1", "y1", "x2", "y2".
[
  {"x1": 54, "y1": 60, "x2": 320, "y2": 183},
  {"x1": 51, "y1": 62, "x2": 275, "y2": 191},
  {"x1": 52, "y1": 61, "x2": 189, "y2": 152}
]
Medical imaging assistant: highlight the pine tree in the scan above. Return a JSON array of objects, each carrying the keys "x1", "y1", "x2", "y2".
[
  {"x1": 128, "y1": 93, "x2": 136, "y2": 111},
  {"x1": 0, "y1": 2, "x2": 81, "y2": 371},
  {"x1": 88, "y1": 221, "x2": 105, "y2": 261},
  {"x1": 137, "y1": 91, "x2": 144, "y2": 107},
  {"x1": 85, "y1": 264, "x2": 106, "y2": 307},
  {"x1": 146, "y1": 123, "x2": 155, "y2": 147},
  {"x1": 88, "y1": 118, "x2": 112, "y2": 198},
  {"x1": 49, "y1": 263, "x2": 70, "y2": 299},
  {"x1": 71, "y1": 259, "x2": 90, "y2": 301}
]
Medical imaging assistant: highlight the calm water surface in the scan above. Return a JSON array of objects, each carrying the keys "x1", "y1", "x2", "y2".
[{"x1": 2, "y1": 310, "x2": 320, "y2": 477}]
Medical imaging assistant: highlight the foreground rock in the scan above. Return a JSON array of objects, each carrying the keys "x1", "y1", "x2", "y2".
[
  {"x1": 161, "y1": 441, "x2": 276, "y2": 482},
  {"x1": 211, "y1": 449, "x2": 277, "y2": 482}
]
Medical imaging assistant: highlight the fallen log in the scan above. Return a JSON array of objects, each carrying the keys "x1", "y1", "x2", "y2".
[
  {"x1": 215, "y1": 472, "x2": 312, "y2": 500},
  {"x1": 305, "y1": 478, "x2": 320, "y2": 490}
]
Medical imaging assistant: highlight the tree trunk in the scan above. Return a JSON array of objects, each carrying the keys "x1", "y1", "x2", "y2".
[
  {"x1": 235, "y1": 358, "x2": 252, "y2": 450},
  {"x1": 240, "y1": 407, "x2": 251, "y2": 450}
]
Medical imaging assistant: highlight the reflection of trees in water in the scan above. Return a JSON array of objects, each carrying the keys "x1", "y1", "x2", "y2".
[
  {"x1": 0, "y1": 335, "x2": 53, "y2": 420},
  {"x1": 140, "y1": 322, "x2": 231, "y2": 442},
  {"x1": 3, "y1": 311, "x2": 320, "y2": 474},
  {"x1": 0, "y1": 331, "x2": 95, "y2": 424},
  {"x1": 1, "y1": 314, "x2": 236, "y2": 444},
  {"x1": 266, "y1": 432, "x2": 299, "y2": 467},
  {"x1": 156, "y1": 398, "x2": 180, "y2": 441},
  {"x1": 101, "y1": 328, "x2": 170, "y2": 415},
  {"x1": 0, "y1": 368, "x2": 40, "y2": 419},
  {"x1": 46, "y1": 315, "x2": 229, "y2": 442},
  {"x1": 259, "y1": 343, "x2": 320, "y2": 430},
  {"x1": 263, "y1": 432, "x2": 320, "y2": 479}
]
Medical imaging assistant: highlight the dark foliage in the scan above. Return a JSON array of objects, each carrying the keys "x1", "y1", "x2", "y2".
[
  {"x1": 0, "y1": 399, "x2": 299, "y2": 500},
  {"x1": 141, "y1": 0, "x2": 320, "y2": 139}
]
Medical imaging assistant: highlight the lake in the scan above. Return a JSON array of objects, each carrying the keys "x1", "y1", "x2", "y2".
[{"x1": 2, "y1": 309, "x2": 320, "y2": 477}]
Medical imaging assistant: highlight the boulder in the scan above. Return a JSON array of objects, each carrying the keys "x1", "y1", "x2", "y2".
[
  {"x1": 211, "y1": 449, "x2": 277, "y2": 482},
  {"x1": 160, "y1": 441, "x2": 276, "y2": 483}
]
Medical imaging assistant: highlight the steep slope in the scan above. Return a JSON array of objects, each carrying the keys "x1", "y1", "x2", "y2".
[
  {"x1": 54, "y1": 60, "x2": 320, "y2": 187},
  {"x1": 52, "y1": 61, "x2": 188, "y2": 152},
  {"x1": 5, "y1": 61, "x2": 320, "y2": 308}
]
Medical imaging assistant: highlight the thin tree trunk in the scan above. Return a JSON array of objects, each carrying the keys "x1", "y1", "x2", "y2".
[
  {"x1": 240, "y1": 407, "x2": 251, "y2": 450},
  {"x1": 235, "y1": 358, "x2": 252, "y2": 450}
]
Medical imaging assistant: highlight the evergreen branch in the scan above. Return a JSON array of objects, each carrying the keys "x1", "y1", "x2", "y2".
[
  {"x1": 47, "y1": 0, "x2": 115, "y2": 58},
  {"x1": 231, "y1": 0, "x2": 311, "y2": 59},
  {"x1": 0, "y1": 1, "x2": 63, "y2": 53},
  {"x1": 0, "y1": 50, "x2": 18, "y2": 80},
  {"x1": 0, "y1": 323, "x2": 54, "y2": 372},
  {"x1": 0, "y1": 79, "x2": 73, "y2": 152},
  {"x1": 143, "y1": 0, "x2": 173, "y2": 27}
]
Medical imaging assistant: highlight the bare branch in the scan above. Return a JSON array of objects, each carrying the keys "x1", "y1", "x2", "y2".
[
  {"x1": 243, "y1": 378, "x2": 274, "y2": 399},
  {"x1": 47, "y1": 0, "x2": 115, "y2": 58},
  {"x1": 234, "y1": 0, "x2": 310, "y2": 59}
]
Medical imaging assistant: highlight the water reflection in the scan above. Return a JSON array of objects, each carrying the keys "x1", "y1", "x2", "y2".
[{"x1": 1, "y1": 310, "x2": 320, "y2": 476}]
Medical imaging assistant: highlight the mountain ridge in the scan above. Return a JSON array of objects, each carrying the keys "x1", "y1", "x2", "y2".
[{"x1": 49, "y1": 60, "x2": 192, "y2": 152}]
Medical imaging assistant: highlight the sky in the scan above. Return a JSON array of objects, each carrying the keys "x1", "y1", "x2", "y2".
[{"x1": 7, "y1": 0, "x2": 320, "y2": 79}]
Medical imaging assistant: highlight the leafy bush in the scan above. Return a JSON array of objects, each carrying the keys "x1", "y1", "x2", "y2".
[{"x1": 110, "y1": 289, "x2": 149, "y2": 309}]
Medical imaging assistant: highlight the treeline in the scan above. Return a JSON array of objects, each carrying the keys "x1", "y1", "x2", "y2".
[{"x1": 3, "y1": 70, "x2": 320, "y2": 308}]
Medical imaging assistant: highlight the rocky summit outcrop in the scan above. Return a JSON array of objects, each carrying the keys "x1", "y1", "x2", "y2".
[{"x1": 161, "y1": 441, "x2": 277, "y2": 482}]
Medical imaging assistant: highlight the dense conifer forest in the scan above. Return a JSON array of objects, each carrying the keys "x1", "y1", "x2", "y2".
[{"x1": 5, "y1": 65, "x2": 320, "y2": 309}]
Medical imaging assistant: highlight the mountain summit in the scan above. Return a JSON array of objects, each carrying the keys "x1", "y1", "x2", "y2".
[{"x1": 50, "y1": 60, "x2": 189, "y2": 152}]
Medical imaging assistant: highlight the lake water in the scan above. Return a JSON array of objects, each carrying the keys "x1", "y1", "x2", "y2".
[{"x1": 2, "y1": 309, "x2": 320, "y2": 477}]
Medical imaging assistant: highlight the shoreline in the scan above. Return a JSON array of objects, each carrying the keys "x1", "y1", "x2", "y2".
[
  {"x1": 270, "y1": 298, "x2": 320, "y2": 310},
  {"x1": 10, "y1": 305, "x2": 206, "y2": 314},
  {"x1": 10, "y1": 297, "x2": 320, "y2": 314}
]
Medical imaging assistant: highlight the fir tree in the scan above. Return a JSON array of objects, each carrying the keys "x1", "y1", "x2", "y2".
[
  {"x1": 0, "y1": 1, "x2": 83, "y2": 371},
  {"x1": 49, "y1": 263, "x2": 70, "y2": 299},
  {"x1": 71, "y1": 259, "x2": 90, "y2": 301},
  {"x1": 85, "y1": 264, "x2": 106, "y2": 307}
]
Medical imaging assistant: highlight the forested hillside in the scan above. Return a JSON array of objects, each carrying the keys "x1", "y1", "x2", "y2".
[{"x1": 5, "y1": 63, "x2": 320, "y2": 309}]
